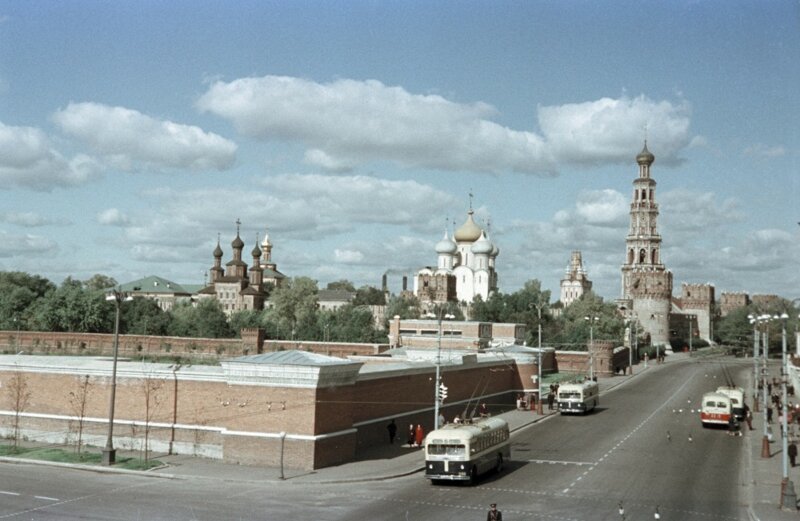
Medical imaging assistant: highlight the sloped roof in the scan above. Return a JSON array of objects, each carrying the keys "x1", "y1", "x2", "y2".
[
  {"x1": 228, "y1": 350, "x2": 354, "y2": 366},
  {"x1": 118, "y1": 275, "x2": 190, "y2": 295}
]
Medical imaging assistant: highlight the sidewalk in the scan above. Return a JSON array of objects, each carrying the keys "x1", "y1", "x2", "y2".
[{"x1": 746, "y1": 361, "x2": 800, "y2": 520}]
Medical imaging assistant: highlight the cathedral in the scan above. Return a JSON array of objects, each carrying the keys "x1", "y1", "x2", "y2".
[
  {"x1": 414, "y1": 205, "x2": 499, "y2": 305},
  {"x1": 198, "y1": 221, "x2": 285, "y2": 315}
]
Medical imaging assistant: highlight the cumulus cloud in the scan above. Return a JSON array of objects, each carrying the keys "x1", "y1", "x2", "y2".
[
  {"x1": 743, "y1": 143, "x2": 786, "y2": 158},
  {"x1": 659, "y1": 189, "x2": 742, "y2": 235},
  {"x1": 97, "y1": 208, "x2": 131, "y2": 227},
  {"x1": 334, "y1": 249, "x2": 365, "y2": 263},
  {"x1": 52, "y1": 102, "x2": 237, "y2": 171},
  {"x1": 0, "y1": 230, "x2": 57, "y2": 258},
  {"x1": 539, "y1": 95, "x2": 692, "y2": 166},
  {"x1": 0, "y1": 121, "x2": 100, "y2": 190},
  {"x1": 0, "y1": 211, "x2": 67, "y2": 227},
  {"x1": 197, "y1": 75, "x2": 694, "y2": 175}
]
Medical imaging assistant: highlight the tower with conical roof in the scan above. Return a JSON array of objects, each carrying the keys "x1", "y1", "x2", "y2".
[
  {"x1": 619, "y1": 143, "x2": 673, "y2": 348},
  {"x1": 560, "y1": 251, "x2": 592, "y2": 306}
]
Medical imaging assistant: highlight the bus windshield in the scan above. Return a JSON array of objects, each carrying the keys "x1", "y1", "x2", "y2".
[
  {"x1": 427, "y1": 444, "x2": 466, "y2": 456},
  {"x1": 560, "y1": 391, "x2": 581, "y2": 399}
]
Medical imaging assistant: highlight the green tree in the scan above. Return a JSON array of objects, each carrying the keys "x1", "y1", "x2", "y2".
[
  {"x1": 319, "y1": 305, "x2": 384, "y2": 343},
  {"x1": 229, "y1": 309, "x2": 266, "y2": 337},
  {"x1": 326, "y1": 279, "x2": 356, "y2": 292},
  {"x1": 0, "y1": 271, "x2": 56, "y2": 330},
  {"x1": 28, "y1": 278, "x2": 114, "y2": 333},
  {"x1": 167, "y1": 299, "x2": 233, "y2": 338},
  {"x1": 550, "y1": 292, "x2": 624, "y2": 350},
  {"x1": 82, "y1": 274, "x2": 118, "y2": 292},
  {"x1": 353, "y1": 285, "x2": 386, "y2": 306},
  {"x1": 384, "y1": 294, "x2": 421, "y2": 325},
  {"x1": 265, "y1": 277, "x2": 320, "y2": 340},
  {"x1": 120, "y1": 297, "x2": 171, "y2": 336}
]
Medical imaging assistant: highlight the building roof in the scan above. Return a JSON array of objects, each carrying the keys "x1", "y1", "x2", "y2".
[
  {"x1": 228, "y1": 350, "x2": 355, "y2": 366},
  {"x1": 318, "y1": 289, "x2": 356, "y2": 303},
  {"x1": 118, "y1": 275, "x2": 191, "y2": 295}
]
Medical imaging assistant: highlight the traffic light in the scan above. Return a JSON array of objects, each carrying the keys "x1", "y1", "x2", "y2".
[{"x1": 438, "y1": 383, "x2": 448, "y2": 402}]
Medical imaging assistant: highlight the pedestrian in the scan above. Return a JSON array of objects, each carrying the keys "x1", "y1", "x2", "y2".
[
  {"x1": 745, "y1": 404, "x2": 753, "y2": 431},
  {"x1": 480, "y1": 402, "x2": 488, "y2": 417},
  {"x1": 414, "y1": 424, "x2": 424, "y2": 448},
  {"x1": 438, "y1": 412, "x2": 446, "y2": 427},
  {"x1": 487, "y1": 503, "x2": 502, "y2": 521},
  {"x1": 789, "y1": 441, "x2": 798, "y2": 467},
  {"x1": 387, "y1": 419, "x2": 397, "y2": 444},
  {"x1": 767, "y1": 406, "x2": 773, "y2": 424},
  {"x1": 547, "y1": 391, "x2": 555, "y2": 411},
  {"x1": 407, "y1": 423, "x2": 415, "y2": 447}
]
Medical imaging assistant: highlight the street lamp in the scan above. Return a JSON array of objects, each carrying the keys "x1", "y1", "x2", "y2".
[
  {"x1": 530, "y1": 301, "x2": 547, "y2": 414},
  {"x1": 102, "y1": 289, "x2": 132, "y2": 465},
  {"x1": 426, "y1": 309, "x2": 454, "y2": 430},
  {"x1": 688, "y1": 314, "x2": 694, "y2": 353},
  {"x1": 585, "y1": 316, "x2": 599, "y2": 380},
  {"x1": 748, "y1": 314, "x2": 761, "y2": 411},
  {"x1": 779, "y1": 313, "x2": 797, "y2": 510}
]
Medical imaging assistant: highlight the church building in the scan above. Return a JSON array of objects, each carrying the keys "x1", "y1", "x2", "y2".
[
  {"x1": 560, "y1": 251, "x2": 592, "y2": 307},
  {"x1": 199, "y1": 221, "x2": 285, "y2": 315},
  {"x1": 415, "y1": 204, "x2": 499, "y2": 305}
]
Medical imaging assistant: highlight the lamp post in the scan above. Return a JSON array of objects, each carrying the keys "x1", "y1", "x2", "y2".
[
  {"x1": 426, "y1": 309, "x2": 454, "y2": 430},
  {"x1": 102, "y1": 289, "x2": 131, "y2": 465},
  {"x1": 531, "y1": 301, "x2": 546, "y2": 414},
  {"x1": 779, "y1": 313, "x2": 798, "y2": 509},
  {"x1": 688, "y1": 315, "x2": 693, "y2": 353},
  {"x1": 748, "y1": 314, "x2": 760, "y2": 411},
  {"x1": 585, "y1": 316, "x2": 599, "y2": 380},
  {"x1": 759, "y1": 314, "x2": 771, "y2": 459}
]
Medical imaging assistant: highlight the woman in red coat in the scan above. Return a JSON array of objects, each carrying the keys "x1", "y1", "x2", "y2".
[{"x1": 414, "y1": 424, "x2": 424, "y2": 448}]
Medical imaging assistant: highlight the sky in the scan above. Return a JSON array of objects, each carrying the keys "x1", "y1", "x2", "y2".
[{"x1": 0, "y1": 1, "x2": 798, "y2": 303}]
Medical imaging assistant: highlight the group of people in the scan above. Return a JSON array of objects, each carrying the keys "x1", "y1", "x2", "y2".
[
  {"x1": 386, "y1": 420, "x2": 426, "y2": 447},
  {"x1": 546, "y1": 383, "x2": 560, "y2": 411}
]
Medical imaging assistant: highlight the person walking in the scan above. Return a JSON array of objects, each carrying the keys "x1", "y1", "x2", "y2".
[
  {"x1": 487, "y1": 503, "x2": 502, "y2": 521},
  {"x1": 789, "y1": 440, "x2": 798, "y2": 467},
  {"x1": 745, "y1": 404, "x2": 754, "y2": 430},
  {"x1": 407, "y1": 423, "x2": 416, "y2": 447},
  {"x1": 387, "y1": 419, "x2": 397, "y2": 444},
  {"x1": 414, "y1": 424, "x2": 424, "y2": 448},
  {"x1": 547, "y1": 390, "x2": 555, "y2": 411}
]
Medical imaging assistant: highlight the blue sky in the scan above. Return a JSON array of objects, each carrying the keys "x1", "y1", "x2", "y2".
[{"x1": 0, "y1": 1, "x2": 797, "y2": 302}]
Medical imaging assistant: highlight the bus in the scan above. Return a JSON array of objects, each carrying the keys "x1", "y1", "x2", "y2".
[
  {"x1": 557, "y1": 381, "x2": 599, "y2": 414},
  {"x1": 715, "y1": 386, "x2": 745, "y2": 420},
  {"x1": 424, "y1": 416, "x2": 510, "y2": 484},
  {"x1": 700, "y1": 391, "x2": 732, "y2": 427}
]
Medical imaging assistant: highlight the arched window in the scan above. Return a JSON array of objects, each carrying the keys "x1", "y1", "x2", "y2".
[
  {"x1": 639, "y1": 249, "x2": 646, "y2": 263},
  {"x1": 652, "y1": 249, "x2": 658, "y2": 264},
  {"x1": 628, "y1": 249, "x2": 634, "y2": 264}
]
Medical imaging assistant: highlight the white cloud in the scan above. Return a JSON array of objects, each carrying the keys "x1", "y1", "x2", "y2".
[
  {"x1": 97, "y1": 208, "x2": 131, "y2": 227},
  {"x1": 333, "y1": 249, "x2": 365, "y2": 263},
  {"x1": 0, "y1": 121, "x2": 100, "y2": 190},
  {"x1": 743, "y1": 143, "x2": 786, "y2": 158},
  {"x1": 0, "y1": 230, "x2": 57, "y2": 258},
  {"x1": 574, "y1": 189, "x2": 628, "y2": 227},
  {"x1": 538, "y1": 95, "x2": 692, "y2": 166},
  {"x1": 0, "y1": 211, "x2": 66, "y2": 227},
  {"x1": 198, "y1": 75, "x2": 694, "y2": 174},
  {"x1": 659, "y1": 189, "x2": 742, "y2": 235},
  {"x1": 197, "y1": 75, "x2": 554, "y2": 175},
  {"x1": 52, "y1": 102, "x2": 237, "y2": 171}
]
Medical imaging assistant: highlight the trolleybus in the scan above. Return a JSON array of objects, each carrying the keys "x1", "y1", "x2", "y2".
[
  {"x1": 715, "y1": 386, "x2": 745, "y2": 420},
  {"x1": 557, "y1": 381, "x2": 599, "y2": 414},
  {"x1": 424, "y1": 416, "x2": 510, "y2": 484},
  {"x1": 700, "y1": 391, "x2": 732, "y2": 427}
]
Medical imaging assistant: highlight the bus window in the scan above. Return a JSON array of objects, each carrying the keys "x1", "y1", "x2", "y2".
[{"x1": 429, "y1": 444, "x2": 465, "y2": 456}]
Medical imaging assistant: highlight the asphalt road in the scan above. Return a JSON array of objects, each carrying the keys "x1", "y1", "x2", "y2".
[{"x1": 0, "y1": 356, "x2": 750, "y2": 520}]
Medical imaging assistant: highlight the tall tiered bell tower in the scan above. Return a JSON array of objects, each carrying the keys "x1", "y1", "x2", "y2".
[{"x1": 619, "y1": 143, "x2": 673, "y2": 349}]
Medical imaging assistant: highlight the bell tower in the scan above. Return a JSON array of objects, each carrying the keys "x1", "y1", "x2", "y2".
[{"x1": 619, "y1": 143, "x2": 673, "y2": 349}]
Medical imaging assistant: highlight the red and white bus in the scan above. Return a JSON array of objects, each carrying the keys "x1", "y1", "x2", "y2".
[{"x1": 700, "y1": 391, "x2": 732, "y2": 427}]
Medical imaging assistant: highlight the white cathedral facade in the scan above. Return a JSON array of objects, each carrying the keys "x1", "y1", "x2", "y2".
[{"x1": 414, "y1": 207, "x2": 499, "y2": 305}]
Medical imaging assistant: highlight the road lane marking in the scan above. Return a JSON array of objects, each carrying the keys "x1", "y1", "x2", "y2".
[
  {"x1": 0, "y1": 491, "x2": 20, "y2": 496},
  {"x1": 34, "y1": 496, "x2": 59, "y2": 501},
  {"x1": 523, "y1": 459, "x2": 595, "y2": 466}
]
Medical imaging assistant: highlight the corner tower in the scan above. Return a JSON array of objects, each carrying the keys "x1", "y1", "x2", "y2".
[{"x1": 619, "y1": 143, "x2": 673, "y2": 349}]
